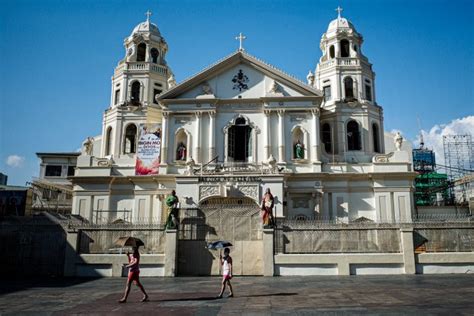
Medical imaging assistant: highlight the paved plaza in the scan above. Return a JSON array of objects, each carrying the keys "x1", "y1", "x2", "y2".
[{"x1": 1, "y1": 275, "x2": 473, "y2": 315}]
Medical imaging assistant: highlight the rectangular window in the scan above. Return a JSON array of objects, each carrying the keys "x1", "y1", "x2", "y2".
[
  {"x1": 114, "y1": 89, "x2": 120, "y2": 105},
  {"x1": 45, "y1": 165, "x2": 62, "y2": 177},
  {"x1": 67, "y1": 166, "x2": 75, "y2": 176},
  {"x1": 323, "y1": 85, "x2": 331, "y2": 101},
  {"x1": 365, "y1": 84, "x2": 372, "y2": 101},
  {"x1": 153, "y1": 89, "x2": 162, "y2": 104}
]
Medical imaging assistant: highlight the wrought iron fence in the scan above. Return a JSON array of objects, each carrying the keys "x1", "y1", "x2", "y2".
[{"x1": 77, "y1": 227, "x2": 166, "y2": 254}]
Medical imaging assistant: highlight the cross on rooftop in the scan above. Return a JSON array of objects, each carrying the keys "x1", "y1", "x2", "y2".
[
  {"x1": 335, "y1": 6, "x2": 343, "y2": 19},
  {"x1": 235, "y1": 32, "x2": 247, "y2": 51},
  {"x1": 145, "y1": 10, "x2": 152, "y2": 22}
]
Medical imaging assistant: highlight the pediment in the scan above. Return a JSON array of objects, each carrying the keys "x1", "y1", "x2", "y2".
[{"x1": 158, "y1": 51, "x2": 322, "y2": 101}]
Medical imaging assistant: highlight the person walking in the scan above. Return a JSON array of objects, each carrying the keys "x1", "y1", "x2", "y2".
[
  {"x1": 217, "y1": 247, "x2": 234, "y2": 298},
  {"x1": 119, "y1": 246, "x2": 149, "y2": 303}
]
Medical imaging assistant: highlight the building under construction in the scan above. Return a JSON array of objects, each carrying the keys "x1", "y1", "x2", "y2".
[
  {"x1": 413, "y1": 143, "x2": 450, "y2": 206},
  {"x1": 443, "y1": 135, "x2": 474, "y2": 206}
]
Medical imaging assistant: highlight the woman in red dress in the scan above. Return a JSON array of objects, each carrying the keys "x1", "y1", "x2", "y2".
[{"x1": 119, "y1": 246, "x2": 149, "y2": 303}]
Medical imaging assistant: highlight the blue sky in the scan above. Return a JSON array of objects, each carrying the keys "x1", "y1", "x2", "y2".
[{"x1": 0, "y1": 0, "x2": 473, "y2": 185}]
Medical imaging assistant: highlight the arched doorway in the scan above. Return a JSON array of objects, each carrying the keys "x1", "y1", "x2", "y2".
[{"x1": 177, "y1": 197, "x2": 263, "y2": 276}]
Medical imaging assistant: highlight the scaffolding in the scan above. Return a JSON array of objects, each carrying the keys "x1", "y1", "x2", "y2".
[{"x1": 443, "y1": 134, "x2": 474, "y2": 205}]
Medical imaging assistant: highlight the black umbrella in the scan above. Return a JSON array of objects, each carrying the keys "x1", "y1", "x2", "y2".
[
  {"x1": 207, "y1": 240, "x2": 233, "y2": 250},
  {"x1": 114, "y1": 236, "x2": 145, "y2": 248}
]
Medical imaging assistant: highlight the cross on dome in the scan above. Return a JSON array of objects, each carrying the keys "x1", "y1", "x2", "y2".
[
  {"x1": 235, "y1": 32, "x2": 247, "y2": 51},
  {"x1": 145, "y1": 10, "x2": 152, "y2": 22},
  {"x1": 335, "y1": 6, "x2": 343, "y2": 19}
]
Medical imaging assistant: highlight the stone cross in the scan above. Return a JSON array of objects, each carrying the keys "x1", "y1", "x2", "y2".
[
  {"x1": 335, "y1": 6, "x2": 343, "y2": 19},
  {"x1": 235, "y1": 32, "x2": 247, "y2": 51},
  {"x1": 145, "y1": 10, "x2": 152, "y2": 22}
]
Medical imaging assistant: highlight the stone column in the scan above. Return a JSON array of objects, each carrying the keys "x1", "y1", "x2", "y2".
[
  {"x1": 277, "y1": 110, "x2": 285, "y2": 163},
  {"x1": 194, "y1": 112, "x2": 202, "y2": 163},
  {"x1": 263, "y1": 110, "x2": 271, "y2": 160},
  {"x1": 262, "y1": 228, "x2": 274, "y2": 276},
  {"x1": 164, "y1": 229, "x2": 178, "y2": 277},
  {"x1": 160, "y1": 112, "x2": 169, "y2": 165},
  {"x1": 208, "y1": 111, "x2": 216, "y2": 161},
  {"x1": 311, "y1": 108, "x2": 321, "y2": 162},
  {"x1": 401, "y1": 227, "x2": 416, "y2": 274}
]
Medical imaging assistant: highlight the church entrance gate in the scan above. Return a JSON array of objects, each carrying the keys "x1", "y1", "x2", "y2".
[{"x1": 177, "y1": 197, "x2": 263, "y2": 276}]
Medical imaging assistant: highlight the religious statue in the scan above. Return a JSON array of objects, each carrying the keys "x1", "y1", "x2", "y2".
[
  {"x1": 394, "y1": 132, "x2": 403, "y2": 151},
  {"x1": 164, "y1": 190, "x2": 179, "y2": 230},
  {"x1": 306, "y1": 70, "x2": 315, "y2": 86},
  {"x1": 82, "y1": 137, "x2": 94, "y2": 156},
  {"x1": 261, "y1": 188, "x2": 275, "y2": 228},
  {"x1": 167, "y1": 73, "x2": 177, "y2": 88},
  {"x1": 176, "y1": 142, "x2": 187, "y2": 161},
  {"x1": 185, "y1": 157, "x2": 195, "y2": 175},
  {"x1": 294, "y1": 140, "x2": 304, "y2": 159},
  {"x1": 266, "y1": 155, "x2": 277, "y2": 174},
  {"x1": 268, "y1": 81, "x2": 282, "y2": 94}
]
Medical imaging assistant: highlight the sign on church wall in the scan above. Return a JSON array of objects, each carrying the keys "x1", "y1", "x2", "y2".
[{"x1": 135, "y1": 123, "x2": 161, "y2": 175}]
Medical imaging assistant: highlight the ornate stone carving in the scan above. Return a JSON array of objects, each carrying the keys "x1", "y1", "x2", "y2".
[
  {"x1": 268, "y1": 81, "x2": 283, "y2": 94},
  {"x1": 306, "y1": 70, "x2": 315, "y2": 86},
  {"x1": 201, "y1": 82, "x2": 213, "y2": 95},
  {"x1": 167, "y1": 73, "x2": 176, "y2": 88},
  {"x1": 199, "y1": 185, "x2": 220, "y2": 201},
  {"x1": 236, "y1": 184, "x2": 259, "y2": 203},
  {"x1": 372, "y1": 152, "x2": 394, "y2": 163},
  {"x1": 97, "y1": 156, "x2": 114, "y2": 167}
]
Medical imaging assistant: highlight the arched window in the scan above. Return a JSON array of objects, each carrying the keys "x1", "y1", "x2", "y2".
[
  {"x1": 344, "y1": 77, "x2": 354, "y2": 99},
  {"x1": 322, "y1": 123, "x2": 332, "y2": 154},
  {"x1": 136, "y1": 43, "x2": 146, "y2": 62},
  {"x1": 329, "y1": 45, "x2": 335, "y2": 59},
  {"x1": 131, "y1": 81, "x2": 141, "y2": 104},
  {"x1": 105, "y1": 127, "x2": 112, "y2": 156},
  {"x1": 347, "y1": 120, "x2": 361, "y2": 151},
  {"x1": 124, "y1": 124, "x2": 137, "y2": 154},
  {"x1": 150, "y1": 48, "x2": 159, "y2": 63},
  {"x1": 372, "y1": 123, "x2": 380, "y2": 153},
  {"x1": 228, "y1": 117, "x2": 251, "y2": 162},
  {"x1": 340, "y1": 39, "x2": 350, "y2": 57}
]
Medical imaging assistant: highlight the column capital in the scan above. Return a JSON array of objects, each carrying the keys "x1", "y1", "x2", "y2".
[
  {"x1": 263, "y1": 109, "x2": 272, "y2": 116},
  {"x1": 162, "y1": 111, "x2": 170, "y2": 118},
  {"x1": 195, "y1": 112, "x2": 202, "y2": 118},
  {"x1": 277, "y1": 109, "x2": 285, "y2": 116},
  {"x1": 208, "y1": 110, "x2": 216, "y2": 118},
  {"x1": 311, "y1": 108, "x2": 320, "y2": 117}
]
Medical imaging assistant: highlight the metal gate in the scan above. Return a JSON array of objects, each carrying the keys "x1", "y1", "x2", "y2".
[{"x1": 178, "y1": 197, "x2": 263, "y2": 276}]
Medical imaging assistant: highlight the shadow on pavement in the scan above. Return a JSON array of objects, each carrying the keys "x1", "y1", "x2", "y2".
[
  {"x1": 159, "y1": 292, "x2": 298, "y2": 302},
  {"x1": 0, "y1": 277, "x2": 101, "y2": 296}
]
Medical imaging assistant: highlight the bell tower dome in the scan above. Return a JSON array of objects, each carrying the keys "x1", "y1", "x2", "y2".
[
  {"x1": 110, "y1": 10, "x2": 173, "y2": 108},
  {"x1": 314, "y1": 7, "x2": 376, "y2": 107}
]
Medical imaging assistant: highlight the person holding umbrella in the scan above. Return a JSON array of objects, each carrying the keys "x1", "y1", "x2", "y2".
[{"x1": 117, "y1": 238, "x2": 148, "y2": 303}]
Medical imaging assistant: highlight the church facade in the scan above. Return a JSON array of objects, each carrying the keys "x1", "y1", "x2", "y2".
[{"x1": 71, "y1": 11, "x2": 415, "y2": 227}]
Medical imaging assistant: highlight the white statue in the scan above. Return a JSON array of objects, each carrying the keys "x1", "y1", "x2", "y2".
[
  {"x1": 268, "y1": 81, "x2": 281, "y2": 94},
  {"x1": 167, "y1": 73, "x2": 176, "y2": 88},
  {"x1": 394, "y1": 132, "x2": 403, "y2": 151},
  {"x1": 266, "y1": 154, "x2": 277, "y2": 174},
  {"x1": 185, "y1": 157, "x2": 195, "y2": 175},
  {"x1": 82, "y1": 137, "x2": 94, "y2": 156},
  {"x1": 306, "y1": 70, "x2": 315, "y2": 86}
]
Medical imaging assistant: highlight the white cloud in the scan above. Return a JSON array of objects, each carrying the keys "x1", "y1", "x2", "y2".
[
  {"x1": 6, "y1": 155, "x2": 25, "y2": 168},
  {"x1": 415, "y1": 116, "x2": 474, "y2": 166}
]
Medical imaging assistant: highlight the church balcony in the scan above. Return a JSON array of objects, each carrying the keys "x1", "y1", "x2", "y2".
[
  {"x1": 115, "y1": 62, "x2": 168, "y2": 76},
  {"x1": 319, "y1": 58, "x2": 360, "y2": 70}
]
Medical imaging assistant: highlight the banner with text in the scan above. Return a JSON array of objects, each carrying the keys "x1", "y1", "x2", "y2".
[{"x1": 135, "y1": 123, "x2": 161, "y2": 175}]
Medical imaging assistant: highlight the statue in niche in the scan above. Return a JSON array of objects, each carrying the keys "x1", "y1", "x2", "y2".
[
  {"x1": 261, "y1": 188, "x2": 275, "y2": 228},
  {"x1": 176, "y1": 142, "x2": 187, "y2": 161},
  {"x1": 82, "y1": 137, "x2": 94, "y2": 156},
  {"x1": 294, "y1": 140, "x2": 304, "y2": 159},
  {"x1": 394, "y1": 132, "x2": 403, "y2": 151}
]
